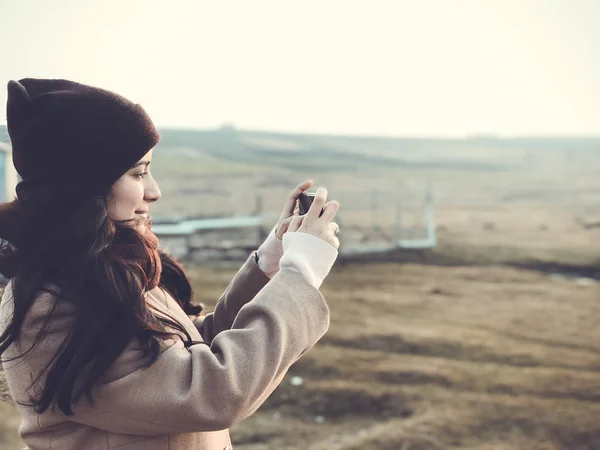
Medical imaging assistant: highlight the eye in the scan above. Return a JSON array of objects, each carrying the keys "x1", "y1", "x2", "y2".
[{"x1": 135, "y1": 172, "x2": 148, "y2": 179}]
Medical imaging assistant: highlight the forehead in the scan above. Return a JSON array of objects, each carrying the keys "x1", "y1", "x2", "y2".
[{"x1": 140, "y1": 148, "x2": 153, "y2": 161}]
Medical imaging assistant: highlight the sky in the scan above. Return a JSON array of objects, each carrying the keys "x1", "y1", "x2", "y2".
[{"x1": 0, "y1": 0, "x2": 599, "y2": 137}]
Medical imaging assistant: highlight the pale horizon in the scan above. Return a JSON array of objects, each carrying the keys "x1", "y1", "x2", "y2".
[{"x1": 1, "y1": 0, "x2": 599, "y2": 138}]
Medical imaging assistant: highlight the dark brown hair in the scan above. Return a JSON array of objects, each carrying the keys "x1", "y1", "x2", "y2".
[{"x1": 0, "y1": 193, "x2": 203, "y2": 415}]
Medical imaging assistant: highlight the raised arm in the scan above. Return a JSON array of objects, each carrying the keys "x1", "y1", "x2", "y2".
[
  {"x1": 2, "y1": 267, "x2": 328, "y2": 436},
  {"x1": 192, "y1": 251, "x2": 270, "y2": 343}
]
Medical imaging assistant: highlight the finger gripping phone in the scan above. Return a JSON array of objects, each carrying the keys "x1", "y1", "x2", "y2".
[{"x1": 298, "y1": 192, "x2": 325, "y2": 217}]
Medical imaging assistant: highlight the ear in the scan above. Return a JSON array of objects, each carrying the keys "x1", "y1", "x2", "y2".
[{"x1": 7, "y1": 80, "x2": 34, "y2": 123}]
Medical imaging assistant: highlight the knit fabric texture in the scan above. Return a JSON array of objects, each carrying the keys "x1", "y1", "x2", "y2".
[{"x1": 6, "y1": 78, "x2": 159, "y2": 207}]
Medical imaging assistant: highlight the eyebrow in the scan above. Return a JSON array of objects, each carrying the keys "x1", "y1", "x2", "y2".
[{"x1": 131, "y1": 160, "x2": 151, "y2": 168}]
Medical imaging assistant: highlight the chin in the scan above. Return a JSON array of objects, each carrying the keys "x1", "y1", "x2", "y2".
[{"x1": 136, "y1": 216, "x2": 152, "y2": 234}]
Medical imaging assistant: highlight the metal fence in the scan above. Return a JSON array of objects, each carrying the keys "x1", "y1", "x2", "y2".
[{"x1": 151, "y1": 182, "x2": 437, "y2": 262}]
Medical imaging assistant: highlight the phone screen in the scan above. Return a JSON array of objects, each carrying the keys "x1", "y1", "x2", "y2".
[{"x1": 298, "y1": 193, "x2": 324, "y2": 217}]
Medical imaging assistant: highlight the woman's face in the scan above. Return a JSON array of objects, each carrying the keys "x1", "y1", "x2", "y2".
[{"x1": 107, "y1": 149, "x2": 161, "y2": 234}]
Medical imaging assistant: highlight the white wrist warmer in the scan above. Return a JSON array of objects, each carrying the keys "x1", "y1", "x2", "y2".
[{"x1": 280, "y1": 232, "x2": 338, "y2": 289}]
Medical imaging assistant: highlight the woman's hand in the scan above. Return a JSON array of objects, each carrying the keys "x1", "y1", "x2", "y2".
[
  {"x1": 274, "y1": 180, "x2": 313, "y2": 240},
  {"x1": 286, "y1": 187, "x2": 340, "y2": 250}
]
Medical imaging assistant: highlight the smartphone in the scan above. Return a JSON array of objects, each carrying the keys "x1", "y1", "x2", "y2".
[{"x1": 298, "y1": 192, "x2": 324, "y2": 217}]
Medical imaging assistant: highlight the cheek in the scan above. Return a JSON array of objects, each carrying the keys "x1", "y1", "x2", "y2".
[{"x1": 107, "y1": 179, "x2": 144, "y2": 220}]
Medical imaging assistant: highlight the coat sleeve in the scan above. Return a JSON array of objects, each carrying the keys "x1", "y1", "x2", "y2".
[
  {"x1": 16, "y1": 268, "x2": 329, "y2": 436},
  {"x1": 193, "y1": 251, "x2": 271, "y2": 343}
]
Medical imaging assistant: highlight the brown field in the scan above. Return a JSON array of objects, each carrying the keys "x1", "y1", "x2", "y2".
[
  {"x1": 2, "y1": 130, "x2": 600, "y2": 449},
  {"x1": 3, "y1": 263, "x2": 600, "y2": 449}
]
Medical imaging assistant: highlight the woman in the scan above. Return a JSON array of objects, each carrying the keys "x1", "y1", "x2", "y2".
[{"x1": 0, "y1": 79, "x2": 340, "y2": 450}]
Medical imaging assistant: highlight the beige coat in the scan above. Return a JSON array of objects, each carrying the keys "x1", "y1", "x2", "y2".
[{"x1": 0, "y1": 252, "x2": 330, "y2": 450}]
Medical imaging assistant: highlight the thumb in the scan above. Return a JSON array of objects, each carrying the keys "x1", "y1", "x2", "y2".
[{"x1": 276, "y1": 216, "x2": 295, "y2": 240}]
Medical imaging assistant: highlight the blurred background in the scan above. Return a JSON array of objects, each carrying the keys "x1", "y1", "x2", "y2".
[{"x1": 1, "y1": 1, "x2": 600, "y2": 449}]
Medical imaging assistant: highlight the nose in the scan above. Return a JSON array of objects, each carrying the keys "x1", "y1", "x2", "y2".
[{"x1": 144, "y1": 175, "x2": 161, "y2": 204}]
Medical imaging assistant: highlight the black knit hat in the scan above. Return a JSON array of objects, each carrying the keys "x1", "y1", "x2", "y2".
[{"x1": 6, "y1": 78, "x2": 160, "y2": 207}]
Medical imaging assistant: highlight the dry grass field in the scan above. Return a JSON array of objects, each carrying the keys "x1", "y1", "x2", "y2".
[
  {"x1": 2, "y1": 129, "x2": 600, "y2": 449},
  {"x1": 201, "y1": 261, "x2": 600, "y2": 450},
  {"x1": 4, "y1": 262, "x2": 598, "y2": 450}
]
